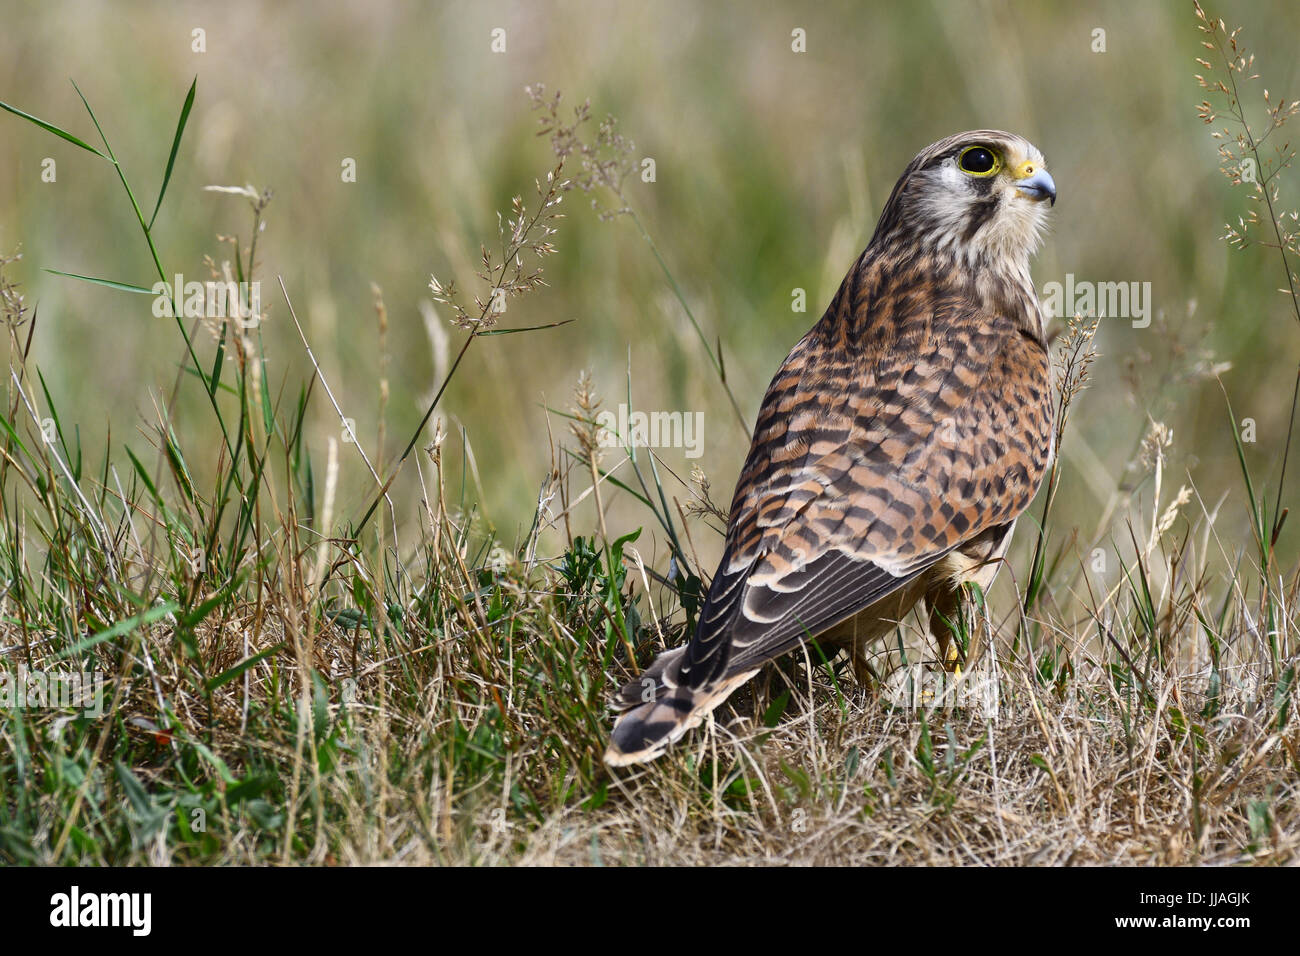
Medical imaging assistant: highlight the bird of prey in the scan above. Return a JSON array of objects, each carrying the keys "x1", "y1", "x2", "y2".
[{"x1": 605, "y1": 130, "x2": 1057, "y2": 766}]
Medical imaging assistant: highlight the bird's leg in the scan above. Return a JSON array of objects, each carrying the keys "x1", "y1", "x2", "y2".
[
  {"x1": 927, "y1": 583, "x2": 967, "y2": 674},
  {"x1": 830, "y1": 613, "x2": 876, "y2": 691},
  {"x1": 850, "y1": 634, "x2": 881, "y2": 692}
]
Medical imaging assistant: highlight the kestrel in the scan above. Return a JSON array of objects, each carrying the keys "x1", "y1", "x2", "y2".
[{"x1": 606, "y1": 130, "x2": 1057, "y2": 766}]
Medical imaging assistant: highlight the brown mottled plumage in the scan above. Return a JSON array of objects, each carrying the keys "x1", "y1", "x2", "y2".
[{"x1": 606, "y1": 131, "x2": 1057, "y2": 765}]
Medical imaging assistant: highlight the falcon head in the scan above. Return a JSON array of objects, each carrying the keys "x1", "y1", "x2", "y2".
[{"x1": 872, "y1": 130, "x2": 1055, "y2": 271}]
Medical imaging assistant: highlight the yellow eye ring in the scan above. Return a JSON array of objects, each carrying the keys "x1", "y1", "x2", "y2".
[{"x1": 957, "y1": 145, "x2": 1001, "y2": 177}]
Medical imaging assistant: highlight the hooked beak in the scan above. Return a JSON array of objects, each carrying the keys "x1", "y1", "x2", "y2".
[{"x1": 1013, "y1": 163, "x2": 1056, "y2": 206}]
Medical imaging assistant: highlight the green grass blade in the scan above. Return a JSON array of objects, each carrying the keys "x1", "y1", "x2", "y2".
[
  {"x1": 475, "y1": 319, "x2": 575, "y2": 336},
  {"x1": 36, "y1": 370, "x2": 69, "y2": 469},
  {"x1": 44, "y1": 269, "x2": 155, "y2": 295},
  {"x1": 123, "y1": 446, "x2": 163, "y2": 504},
  {"x1": 54, "y1": 602, "x2": 179, "y2": 659},
  {"x1": 206, "y1": 642, "x2": 284, "y2": 692},
  {"x1": 148, "y1": 77, "x2": 197, "y2": 230},
  {"x1": 180, "y1": 570, "x2": 248, "y2": 628},
  {"x1": 0, "y1": 98, "x2": 109, "y2": 159},
  {"x1": 0, "y1": 405, "x2": 32, "y2": 455},
  {"x1": 1219, "y1": 384, "x2": 1267, "y2": 553},
  {"x1": 182, "y1": 362, "x2": 238, "y2": 396},
  {"x1": 114, "y1": 760, "x2": 154, "y2": 815},
  {"x1": 162, "y1": 425, "x2": 197, "y2": 504},
  {"x1": 208, "y1": 324, "x2": 229, "y2": 398},
  {"x1": 259, "y1": 357, "x2": 275, "y2": 435}
]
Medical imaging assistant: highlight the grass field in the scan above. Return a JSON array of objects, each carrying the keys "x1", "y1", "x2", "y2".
[{"x1": 0, "y1": 0, "x2": 1297, "y2": 865}]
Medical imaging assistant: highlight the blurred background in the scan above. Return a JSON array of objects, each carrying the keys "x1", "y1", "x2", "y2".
[{"x1": 1, "y1": 0, "x2": 1298, "y2": 581}]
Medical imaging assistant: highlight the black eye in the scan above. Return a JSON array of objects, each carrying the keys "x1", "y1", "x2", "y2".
[{"x1": 958, "y1": 146, "x2": 1000, "y2": 176}]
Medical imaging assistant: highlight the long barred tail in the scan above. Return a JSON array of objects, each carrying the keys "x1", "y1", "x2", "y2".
[{"x1": 604, "y1": 649, "x2": 758, "y2": 766}]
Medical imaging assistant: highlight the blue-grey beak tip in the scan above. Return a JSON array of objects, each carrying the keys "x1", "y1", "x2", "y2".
[{"x1": 1018, "y1": 169, "x2": 1057, "y2": 206}]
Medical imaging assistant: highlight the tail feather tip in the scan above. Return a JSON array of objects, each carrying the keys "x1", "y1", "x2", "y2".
[{"x1": 603, "y1": 706, "x2": 684, "y2": 766}]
